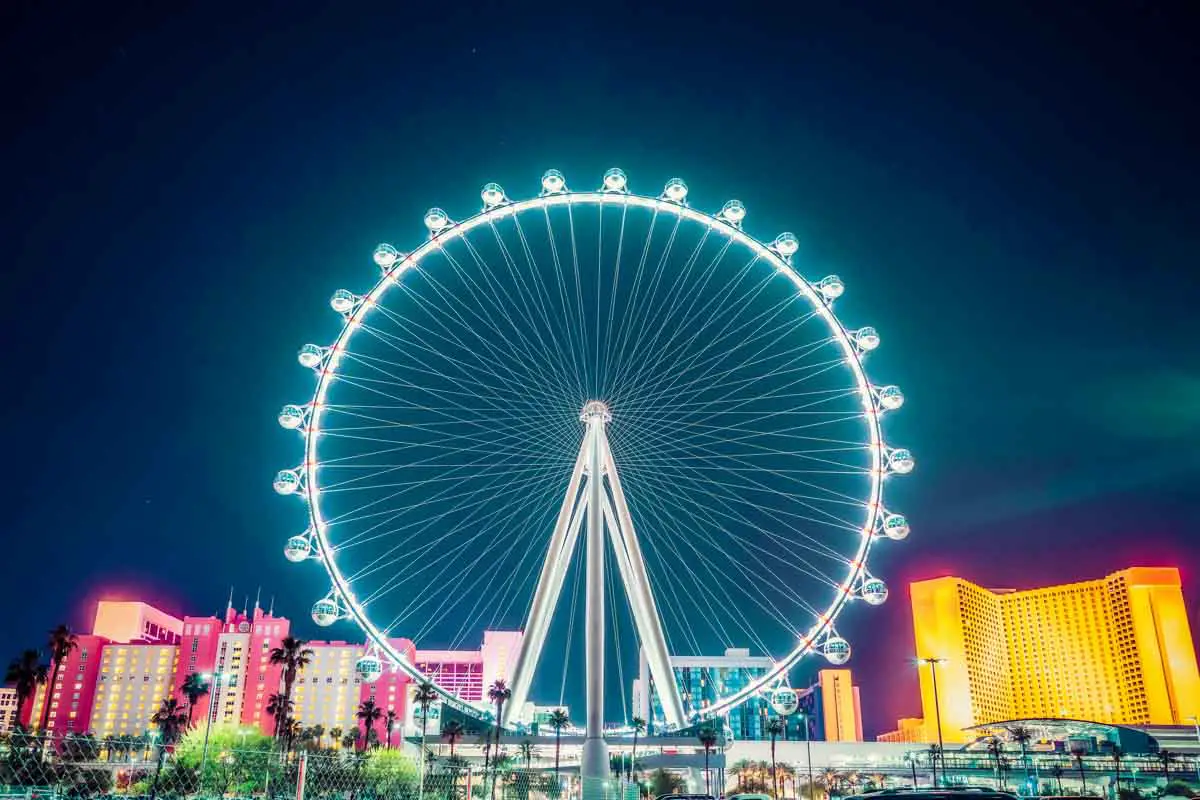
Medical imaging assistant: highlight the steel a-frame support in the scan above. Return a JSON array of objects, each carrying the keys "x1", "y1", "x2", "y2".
[{"x1": 502, "y1": 403, "x2": 686, "y2": 755}]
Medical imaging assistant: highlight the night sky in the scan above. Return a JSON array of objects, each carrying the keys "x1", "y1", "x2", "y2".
[{"x1": 3, "y1": 2, "x2": 1198, "y2": 737}]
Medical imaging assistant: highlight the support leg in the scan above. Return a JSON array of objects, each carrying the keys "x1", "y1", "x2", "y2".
[
  {"x1": 602, "y1": 437, "x2": 687, "y2": 730},
  {"x1": 504, "y1": 443, "x2": 589, "y2": 725},
  {"x1": 581, "y1": 421, "x2": 609, "y2": 800}
]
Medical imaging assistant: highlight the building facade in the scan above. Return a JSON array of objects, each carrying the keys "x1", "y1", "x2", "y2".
[
  {"x1": 27, "y1": 634, "x2": 109, "y2": 737},
  {"x1": 634, "y1": 647, "x2": 774, "y2": 739},
  {"x1": 173, "y1": 602, "x2": 291, "y2": 734},
  {"x1": 92, "y1": 601, "x2": 183, "y2": 645},
  {"x1": 875, "y1": 717, "x2": 926, "y2": 744},
  {"x1": 14, "y1": 592, "x2": 519, "y2": 743},
  {"x1": 800, "y1": 669, "x2": 863, "y2": 742},
  {"x1": 292, "y1": 641, "x2": 362, "y2": 735},
  {"x1": 412, "y1": 631, "x2": 522, "y2": 709},
  {"x1": 634, "y1": 648, "x2": 864, "y2": 742},
  {"x1": 90, "y1": 643, "x2": 180, "y2": 737},
  {"x1": 903, "y1": 567, "x2": 1200, "y2": 742},
  {"x1": 0, "y1": 687, "x2": 20, "y2": 734},
  {"x1": 290, "y1": 637, "x2": 414, "y2": 745}
]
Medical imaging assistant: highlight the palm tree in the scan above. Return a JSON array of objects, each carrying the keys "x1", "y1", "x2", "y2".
[
  {"x1": 413, "y1": 682, "x2": 438, "y2": 800},
  {"x1": 1050, "y1": 764, "x2": 1064, "y2": 795},
  {"x1": 330, "y1": 726, "x2": 344, "y2": 750},
  {"x1": 40, "y1": 625, "x2": 77, "y2": 735},
  {"x1": 285, "y1": 717, "x2": 303, "y2": 751},
  {"x1": 549, "y1": 708, "x2": 569, "y2": 790},
  {"x1": 265, "y1": 693, "x2": 294, "y2": 737},
  {"x1": 1157, "y1": 749, "x2": 1177, "y2": 781},
  {"x1": 116, "y1": 733, "x2": 137, "y2": 762},
  {"x1": 1007, "y1": 725, "x2": 1033, "y2": 787},
  {"x1": 148, "y1": 697, "x2": 188, "y2": 800},
  {"x1": 5, "y1": 650, "x2": 47, "y2": 733},
  {"x1": 482, "y1": 727, "x2": 494, "y2": 778},
  {"x1": 414, "y1": 682, "x2": 438, "y2": 753},
  {"x1": 1111, "y1": 744, "x2": 1124, "y2": 794},
  {"x1": 986, "y1": 736, "x2": 1005, "y2": 789},
  {"x1": 997, "y1": 757, "x2": 1011, "y2": 792},
  {"x1": 442, "y1": 720, "x2": 466, "y2": 757},
  {"x1": 1069, "y1": 745, "x2": 1088, "y2": 796},
  {"x1": 487, "y1": 680, "x2": 512, "y2": 800},
  {"x1": 631, "y1": 716, "x2": 646, "y2": 782},
  {"x1": 384, "y1": 709, "x2": 398, "y2": 749},
  {"x1": 357, "y1": 699, "x2": 383, "y2": 749},
  {"x1": 820, "y1": 769, "x2": 840, "y2": 796},
  {"x1": 766, "y1": 718, "x2": 785, "y2": 798},
  {"x1": 342, "y1": 729, "x2": 360, "y2": 751},
  {"x1": 180, "y1": 672, "x2": 210, "y2": 728},
  {"x1": 519, "y1": 740, "x2": 535, "y2": 767},
  {"x1": 268, "y1": 637, "x2": 313, "y2": 736},
  {"x1": 697, "y1": 725, "x2": 719, "y2": 797}
]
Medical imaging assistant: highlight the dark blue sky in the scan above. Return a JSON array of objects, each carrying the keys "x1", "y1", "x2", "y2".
[{"x1": 2, "y1": 2, "x2": 1197, "y2": 735}]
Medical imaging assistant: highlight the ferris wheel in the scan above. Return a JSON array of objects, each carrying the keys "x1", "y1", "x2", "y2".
[{"x1": 273, "y1": 169, "x2": 912, "y2": 744}]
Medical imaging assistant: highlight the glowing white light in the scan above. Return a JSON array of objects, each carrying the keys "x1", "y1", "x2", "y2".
[
  {"x1": 877, "y1": 385, "x2": 904, "y2": 411},
  {"x1": 602, "y1": 168, "x2": 628, "y2": 192},
  {"x1": 311, "y1": 599, "x2": 339, "y2": 626},
  {"x1": 822, "y1": 636, "x2": 852, "y2": 665},
  {"x1": 373, "y1": 243, "x2": 400, "y2": 269},
  {"x1": 818, "y1": 275, "x2": 845, "y2": 301},
  {"x1": 273, "y1": 469, "x2": 301, "y2": 496},
  {"x1": 861, "y1": 578, "x2": 889, "y2": 606},
  {"x1": 278, "y1": 404, "x2": 306, "y2": 430},
  {"x1": 355, "y1": 655, "x2": 383, "y2": 683},
  {"x1": 889, "y1": 448, "x2": 915, "y2": 474},
  {"x1": 541, "y1": 169, "x2": 566, "y2": 194},
  {"x1": 481, "y1": 183, "x2": 507, "y2": 208},
  {"x1": 424, "y1": 208, "x2": 451, "y2": 233},
  {"x1": 855, "y1": 326, "x2": 881, "y2": 351},
  {"x1": 330, "y1": 290, "x2": 357, "y2": 314},
  {"x1": 773, "y1": 232, "x2": 799, "y2": 257},
  {"x1": 298, "y1": 344, "x2": 324, "y2": 369},
  {"x1": 663, "y1": 178, "x2": 688, "y2": 203},
  {"x1": 720, "y1": 199, "x2": 746, "y2": 224},
  {"x1": 883, "y1": 513, "x2": 910, "y2": 540},
  {"x1": 284, "y1": 535, "x2": 312, "y2": 562}
]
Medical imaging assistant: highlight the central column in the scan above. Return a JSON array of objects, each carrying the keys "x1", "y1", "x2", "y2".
[{"x1": 580, "y1": 401, "x2": 610, "y2": 800}]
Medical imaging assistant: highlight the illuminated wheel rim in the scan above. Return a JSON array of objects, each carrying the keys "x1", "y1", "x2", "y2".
[{"x1": 275, "y1": 171, "x2": 912, "y2": 725}]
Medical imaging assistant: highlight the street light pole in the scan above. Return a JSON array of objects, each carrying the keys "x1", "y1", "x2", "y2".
[
  {"x1": 919, "y1": 658, "x2": 947, "y2": 786},
  {"x1": 199, "y1": 673, "x2": 221, "y2": 778},
  {"x1": 799, "y1": 712, "x2": 814, "y2": 799},
  {"x1": 1187, "y1": 716, "x2": 1200, "y2": 783}
]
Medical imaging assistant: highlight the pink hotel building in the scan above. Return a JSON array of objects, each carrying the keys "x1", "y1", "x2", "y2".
[{"x1": 26, "y1": 598, "x2": 520, "y2": 741}]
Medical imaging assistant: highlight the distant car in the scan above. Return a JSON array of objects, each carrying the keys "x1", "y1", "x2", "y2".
[
  {"x1": 858, "y1": 789, "x2": 1018, "y2": 800},
  {"x1": 728, "y1": 793, "x2": 772, "y2": 800},
  {"x1": 655, "y1": 794, "x2": 715, "y2": 800}
]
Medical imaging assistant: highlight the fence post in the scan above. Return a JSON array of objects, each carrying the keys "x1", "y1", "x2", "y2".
[{"x1": 295, "y1": 752, "x2": 308, "y2": 800}]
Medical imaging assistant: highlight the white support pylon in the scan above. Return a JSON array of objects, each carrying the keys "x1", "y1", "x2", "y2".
[
  {"x1": 600, "y1": 475, "x2": 687, "y2": 728},
  {"x1": 503, "y1": 439, "x2": 589, "y2": 726},
  {"x1": 503, "y1": 401, "x2": 687, "y2": 741},
  {"x1": 580, "y1": 403, "x2": 608, "y2": 799}
]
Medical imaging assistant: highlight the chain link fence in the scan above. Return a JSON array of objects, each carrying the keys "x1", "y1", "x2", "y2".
[{"x1": 0, "y1": 733, "x2": 568, "y2": 800}]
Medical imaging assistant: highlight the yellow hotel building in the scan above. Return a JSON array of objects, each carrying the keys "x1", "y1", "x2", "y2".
[{"x1": 902, "y1": 567, "x2": 1200, "y2": 743}]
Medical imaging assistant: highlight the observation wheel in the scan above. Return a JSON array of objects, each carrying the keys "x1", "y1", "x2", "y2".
[{"x1": 273, "y1": 169, "x2": 912, "y2": 741}]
